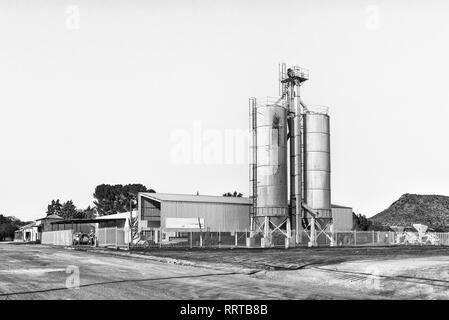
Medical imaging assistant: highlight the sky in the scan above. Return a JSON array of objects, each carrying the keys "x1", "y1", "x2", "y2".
[{"x1": 1, "y1": 0, "x2": 449, "y2": 221}]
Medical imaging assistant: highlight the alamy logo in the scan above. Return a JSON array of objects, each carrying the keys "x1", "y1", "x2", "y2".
[
  {"x1": 170, "y1": 121, "x2": 247, "y2": 165},
  {"x1": 65, "y1": 5, "x2": 81, "y2": 30},
  {"x1": 65, "y1": 265, "x2": 80, "y2": 289}
]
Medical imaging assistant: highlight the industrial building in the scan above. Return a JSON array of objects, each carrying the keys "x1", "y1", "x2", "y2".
[
  {"x1": 137, "y1": 193, "x2": 251, "y2": 240},
  {"x1": 135, "y1": 192, "x2": 352, "y2": 243},
  {"x1": 20, "y1": 192, "x2": 352, "y2": 247},
  {"x1": 25, "y1": 64, "x2": 352, "y2": 248}
]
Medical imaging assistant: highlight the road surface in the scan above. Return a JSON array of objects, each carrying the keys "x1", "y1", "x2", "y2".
[
  {"x1": 2, "y1": 243, "x2": 449, "y2": 299},
  {"x1": 0, "y1": 243, "x2": 371, "y2": 299}
]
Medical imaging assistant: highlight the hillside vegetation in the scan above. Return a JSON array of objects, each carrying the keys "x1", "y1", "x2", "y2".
[{"x1": 370, "y1": 194, "x2": 449, "y2": 231}]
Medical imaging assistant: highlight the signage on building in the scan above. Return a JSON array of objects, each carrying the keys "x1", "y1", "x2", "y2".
[{"x1": 165, "y1": 218, "x2": 204, "y2": 229}]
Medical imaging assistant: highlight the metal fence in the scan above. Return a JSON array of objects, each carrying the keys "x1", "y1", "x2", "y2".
[
  {"x1": 131, "y1": 229, "x2": 250, "y2": 249},
  {"x1": 322, "y1": 231, "x2": 446, "y2": 247},
  {"x1": 96, "y1": 227, "x2": 128, "y2": 248},
  {"x1": 94, "y1": 228, "x2": 449, "y2": 249},
  {"x1": 42, "y1": 230, "x2": 73, "y2": 246}
]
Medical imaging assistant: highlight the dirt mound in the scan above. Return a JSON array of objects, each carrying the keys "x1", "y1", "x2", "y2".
[{"x1": 370, "y1": 194, "x2": 449, "y2": 231}]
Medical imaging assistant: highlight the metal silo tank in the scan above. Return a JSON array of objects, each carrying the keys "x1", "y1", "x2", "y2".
[
  {"x1": 303, "y1": 109, "x2": 331, "y2": 218},
  {"x1": 255, "y1": 98, "x2": 288, "y2": 218}
]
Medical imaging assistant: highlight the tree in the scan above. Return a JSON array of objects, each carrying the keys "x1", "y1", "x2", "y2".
[
  {"x1": 80, "y1": 206, "x2": 97, "y2": 219},
  {"x1": 223, "y1": 191, "x2": 243, "y2": 197},
  {"x1": 93, "y1": 184, "x2": 153, "y2": 216},
  {"x1": 353, "y1": 213, "x2": 392, "y2": 231},
  {"x1": 46, "y1": 200, "x2": 96, "y2": 220},
  {"x1": 46, "y1": 199, "x2": 62, "y2": 216},
  {"x1": 0, "y1": 214, "x2": 29, "y2": 241},
  {"x1": 0, "y1": 223, "x2": 16, "y2": 240},
  {"x1": 353, "y1": 213, "x2": 372, "y2": 231},
  {"x1": 60, "y1": 200, "x2": 78, "y2": 220}
]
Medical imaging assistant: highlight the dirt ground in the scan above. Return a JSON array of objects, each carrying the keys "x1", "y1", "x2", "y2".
[
  {"x1": 130, "y1": 246, "x2": 449, "y2": 299},
  {"x1": 2, "y1": 243, "x2": 449, "y2": 299},
  {"x1": 132, "y1": 245, "x2": 449, "y2": 270}
]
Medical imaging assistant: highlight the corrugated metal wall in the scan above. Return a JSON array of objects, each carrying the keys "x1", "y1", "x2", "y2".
[
  {"x1": 331, "y1": 207, "x2": 353, "y2": 231},
  {"x1": 161, "y1": 201, "x2": 250, "y2": 232}
]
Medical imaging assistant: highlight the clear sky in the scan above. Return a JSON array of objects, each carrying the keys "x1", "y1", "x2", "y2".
[{"x1": 1, "y1": 0, "x2": 448, "y2": 221}]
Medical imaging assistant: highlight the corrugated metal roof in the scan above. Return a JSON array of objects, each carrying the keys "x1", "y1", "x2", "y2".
[
  {"x1": 140, "y1": 193, "x2": 350, "y2": 209},
  {"x1": 95, "y1": 211, "x2": 137, "y2": 220},
  {"x1": 36, "y1": 214, "x2": 63, "y2": 221},
  {"x1": 140, "y1": 193, "x2": 251, "y2": 205}
]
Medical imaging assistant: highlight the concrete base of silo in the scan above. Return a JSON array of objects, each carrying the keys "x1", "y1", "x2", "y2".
[
  {"x1": 261, "y1": 237, "x2": 272, "y2": 248},
  {"x1": 285, "y1": 237, "x2": 295, "y2": 249}
]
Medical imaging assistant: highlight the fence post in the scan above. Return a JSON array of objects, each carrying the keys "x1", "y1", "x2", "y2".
[
  {"x1": 235, "y1": 232, "x2": 238, "y2": 247},
  {"x1": 115, "y1": 227, "x2": 118, "y2": 249},
  {"x1": 372, "y1": 230, "x2": 375, "y2": 245},
  {"x1": 330, "y1": 224, "x2": 335, "y2": 247},
  {"x1": 218, "y1": 231, "x2": 221, "y2": 248},
  {"x1": 354, "y1": 230, "x2": 357, "y2": 246},
  {"x1": 190, "y1": 231, "x2": 193, "y2": 248},
  {"x1": 159, "y1": 230, "x2": 162, "y2": 248}
]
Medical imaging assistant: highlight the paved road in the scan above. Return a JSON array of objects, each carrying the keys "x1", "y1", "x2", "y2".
[{"x1": 0, "y1": 244, "x2": 368, "y2": 300}]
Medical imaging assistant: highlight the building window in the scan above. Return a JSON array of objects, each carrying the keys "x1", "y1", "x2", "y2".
[{"x1": 141, "y1": 198, "x2": 161, "y2": 221}]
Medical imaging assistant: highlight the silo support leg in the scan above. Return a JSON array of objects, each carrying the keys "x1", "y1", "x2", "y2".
[
  {"x1": 330, "y1": 224, "x2": 335, "y2": 247},
  {"x1": 314, "y1": 219, "x2": 334, "y2": 246},
  {"x1": 262, "y1": 216, "x2": 271, "y2": 248},
  {"x1": 249, "y1": 216, "x2": 254, "y2": 237},
  {"x1": 295, "y1": 214, "x2": 301, "y2": 245},
  {"x1": 285, "y1": 218, "x2": 292, "y2": 249},
  {"x1": 310, "y1": 218, "x2": 316, "y2": 247}
]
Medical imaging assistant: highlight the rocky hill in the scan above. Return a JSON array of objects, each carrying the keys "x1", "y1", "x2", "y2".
[{"x1": 370, "y1": 193, "x2": 449, "y2": 231}]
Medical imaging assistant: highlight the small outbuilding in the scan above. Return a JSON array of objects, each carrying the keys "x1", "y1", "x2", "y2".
[
  {"x1": 36, "y1": 214, "x2": 63, "y2": 232},
  {"x1": 16, "y1": 222, "x2": 40, "y2": 242}
]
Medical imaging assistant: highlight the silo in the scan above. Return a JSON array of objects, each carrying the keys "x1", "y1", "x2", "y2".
[
  {"x1": 303, "y1": 108, "x2": 331, "y2": 218},
  {"x1": 255, "y1": 98, "x2": 288, "y2": 222}
]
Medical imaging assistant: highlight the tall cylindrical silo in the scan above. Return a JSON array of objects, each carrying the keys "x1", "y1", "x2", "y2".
[
  {"x1": 303, "y1": 109, "x2": 331, "y2": 218},
  {"x1": 255, "y1": 99, "x2": 288, "y2": 219}
]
